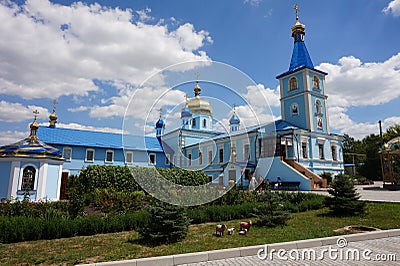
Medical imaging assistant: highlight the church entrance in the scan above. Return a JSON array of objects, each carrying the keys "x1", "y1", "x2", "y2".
[{"x1": 59, "y1": 172, "x2": 68, "y2": 200}]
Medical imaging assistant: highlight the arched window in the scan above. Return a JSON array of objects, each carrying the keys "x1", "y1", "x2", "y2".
[
  {"x1": 315, "y1": 99, "x2": 322, "y2": 115},
  {"x1": 289, "y1": 77, "x2": 298, "y2": 91},
  {"x1": 192, "y1": 118, "x2": 196, "y2": 127},
  {"x1": 22, "y1": 166, "x2": 36, "y2": 190},
  {"x1": 203, "y1": 118, "x2": 207, "y2": 128},
  {"x1": 313, "y1": 76, "x2": 320, "y2": 89}
]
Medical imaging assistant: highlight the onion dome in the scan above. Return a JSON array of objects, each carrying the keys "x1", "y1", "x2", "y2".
[
  {"x1": 49, "y1": 99, "x2": 58, "y2": 128},
  {"x1": 0, "y1": 111, "x2": 62, "y2": 159},
  {"x1": 181, "y1": 105, "x2": 192, "y2": 118},
  {"x1": 229, "y1": 113, "x2": 240, "y2": 125},
  {"x1": 181, "y1": 93, "x2": 193, "y2": 118},
  {"x1": 187, "y1": 79, "x2": 212, "y2": 116},
  {"x1": 156, "y1": 118, "x2": 164, "y2": 128}
]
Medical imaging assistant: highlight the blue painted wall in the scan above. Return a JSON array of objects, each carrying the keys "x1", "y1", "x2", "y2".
[
  {"x1": 0, "y1": 161, "x2": 11, "y2": 198},
  {"x1": 45, "y1": 164, "x2": 60, "y2": 200}
]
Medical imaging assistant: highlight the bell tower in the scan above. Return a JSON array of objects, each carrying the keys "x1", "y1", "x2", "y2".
[{"x1": 276, "y1": 4, "x2": 330, "y2": 134}]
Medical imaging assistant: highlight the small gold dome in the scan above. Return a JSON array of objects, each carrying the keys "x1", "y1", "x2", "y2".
[{"x1": 187, "y1": 96, "x2": 212, "y2": 116}]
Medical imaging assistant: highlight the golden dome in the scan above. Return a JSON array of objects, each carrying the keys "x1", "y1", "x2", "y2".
[{"x1": 187, "y1": 95, "x2": 212, "y2": 116}]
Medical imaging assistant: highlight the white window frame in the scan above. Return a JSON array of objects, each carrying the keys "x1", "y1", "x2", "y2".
[
  {"x1": 208, "y1": 148, "x2": 213, "y2": 164},
  {"x1": 317, "y1": 138, "x2": 326, "y2": 160},
  {"x1": 243, "y1": 143, "x2": 250, "y2": 161},
  {"x1": 85, "y1": 148, "x2": 95, "y2": 162},
  {"x1": 188, "y1": 153, "x2": 192, "y2": 166},
  {"x1": 331, "y1": 145, "x2": 338, "y2": 161},
  {"x1": 125, "y1": 151, "x2": 133, "y2": 164},
  {"x1": 289, "y1": 76, "x2": 298, "y2": 91},
  {"x1": 62, "y1": 147, "x2": 72, "y2": 161},
  {"x1": 105, "y1": 150, "x2": 114, "y2": 163},
  {"x1": 231, "y1": 142, "x2": 237, "y2": 162},
  {"x1": 313, "y1": 75, "x2": 320, "y2": 90},
  {"x1": 165, "y1": 154, "x2": 170, "y2": 165},
  {"x1": 149, "y1": 153, "x2": 156, "y2": 165},
  {"x1": 301, "y1": 142, "x2": 308, "y2": 159},
  {"x1": 198, "y1": 150, "x2": 203, "y2": 165},
  {"x1": 19, "y1": 164, "x2": 38, "y2": 191},
  {"x1": 218, "y1": 145, "x2": 224, "y2": 163}
]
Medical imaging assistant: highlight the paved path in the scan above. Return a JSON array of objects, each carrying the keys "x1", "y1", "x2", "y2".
[
  {"x1": 179, "y1": 235, "x2": 400, "y2": 266},
  {"x1": 311, "y1": 181, "x2": 400, "y2": 203}
]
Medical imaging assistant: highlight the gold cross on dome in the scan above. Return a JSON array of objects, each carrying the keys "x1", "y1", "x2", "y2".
[
  {"x1": 159, "y1": 108, "x2": 163, "y2": 118},
  {"x1": 52, "y1": 99, "x2": 58, "y2": 112},
  {"x1": 33, "y1": 110, "x2": 39, "y2": 120},
  {"x1": 293, "y1": 4, "x2": 299, "y2": 21}
]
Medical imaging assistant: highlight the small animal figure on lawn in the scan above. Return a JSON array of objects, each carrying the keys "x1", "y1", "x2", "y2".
[
  {"x1": 239, "y1": 220, "x2": 252, "y2": 232},
  {"x1": 215, "y1": 224, "x2": 227, "y2": 236},
  {"x1": 238, "y1": 228, "x2": 248, "y2": 235},
  {"x1": 227, "y1": 227, "x2": 235, "y2": 235}
]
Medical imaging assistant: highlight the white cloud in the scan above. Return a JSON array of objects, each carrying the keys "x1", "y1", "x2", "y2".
[
  {"x1": 0, "y1": 122, "x2": 126, "y2": 146},
  {"x1": 243, "y1": 0, "x2": 263, "y2": 7},
  {"x1": 0, "y1": 0, "x2": 211, "y2": 100},
  {"x1": 0, "y1": 101, "x2": 49, "y2": 122},
  {"x1": 328, "y1": 105, "x2": 400, "y2": 140},
  {"x1": 243, "y1": 84, "x2": 280, "y2": 108},
  {"x1": 0, "y1": 130, "x2": 28, "y2": 146},
  {"x1": 316, "y1": 54, "x2": 400, "y2": 139},
  {"x1": 383, "y1": 0, "x2": 400, "y2": 16},
  {"x1": 172, "y1": 23, "x2": 213, "y2": 51},
  {"x1": 50, "y1": 122, "x2": 125, "y2": 134},
  {"x1": 136, "y1": 7, "x2": 153, "y2": 22},
  {"x1": 318, "y1": 54, "x2": 400, "y2": 107}
]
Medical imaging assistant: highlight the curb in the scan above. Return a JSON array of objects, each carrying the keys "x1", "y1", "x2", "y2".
[{"x1": 78, "y1": 229, "x2": 400, "y2": 266}]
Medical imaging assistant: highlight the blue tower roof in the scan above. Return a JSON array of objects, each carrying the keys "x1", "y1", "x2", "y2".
[
  {"x1": 181, "y1": 105, "x2": 192, "y2": 118},
  {"x1": 289, "y1": 40, "x2": 314, "y2": 72},
  {"x1": 276, "y1": 13, "x2": 327, "y2": 79}
]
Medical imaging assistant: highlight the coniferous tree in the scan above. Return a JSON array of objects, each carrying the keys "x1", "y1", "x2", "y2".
[
  {"x1": 137, "y1": 200, "x2": 191, "y2": 245},
  {"x1": 325, "y1": 174, "x2": 365, "y2": 216},
  {"x1": 253, "y1": 190, "x2": 291, "y2": 227}
]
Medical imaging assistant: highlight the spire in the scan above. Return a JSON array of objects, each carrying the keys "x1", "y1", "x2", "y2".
[
  {"x1": 29, "y1": 110, "x2": 39, "y2": 142},
  {"x1": 49, "y1": 99, "x2": 58, "y2": 128},
  {"x1": 288, "y1": 4, "x2": 314, "y2": 72},
  {"x1": 155, "y1": 108, "x2": 165, "y2": 128},
  {"x1": 194, "y1": 72, "x2": 201, "y2": 97}
]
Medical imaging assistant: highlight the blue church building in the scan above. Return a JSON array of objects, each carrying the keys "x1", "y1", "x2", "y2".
[{"x1": 0, "y1": 7, "x2": 344, "y2": 201}]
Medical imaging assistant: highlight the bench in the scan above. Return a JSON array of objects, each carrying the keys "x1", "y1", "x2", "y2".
[{"x1": 269, "y1": 181, "x2": 300, "y2": 191}]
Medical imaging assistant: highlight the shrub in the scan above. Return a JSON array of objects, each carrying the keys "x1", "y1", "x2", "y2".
[
  {"x1": 325, "y1": 174, "x2": 366, "y2": 216},
  {"x1": 137, "y1": 200, "x2": 190, "y2": 245},
  {"x1": 253, "y1": 190, "x2": 291, "y2": 227},
  {"x1": 321, "y1": 172, "x2": 333, "y2": 186}
]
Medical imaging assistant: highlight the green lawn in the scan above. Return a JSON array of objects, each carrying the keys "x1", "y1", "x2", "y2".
[{"x1": 1, "y1": 202, "x2": 399, "y2": 265}]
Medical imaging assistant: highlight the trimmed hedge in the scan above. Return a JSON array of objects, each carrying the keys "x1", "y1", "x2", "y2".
[{"x1": 0, "y1": 210, "x2": 150, "y2": 244}]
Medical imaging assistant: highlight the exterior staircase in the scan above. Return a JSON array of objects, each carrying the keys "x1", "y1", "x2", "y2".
[{"x1": 284, "y1": 159, "x2": 326, "y2": 189}]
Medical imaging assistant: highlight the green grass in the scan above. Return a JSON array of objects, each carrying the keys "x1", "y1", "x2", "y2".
[{"x1": 1, "y1": 202, "x2": 400, "y2": 265}]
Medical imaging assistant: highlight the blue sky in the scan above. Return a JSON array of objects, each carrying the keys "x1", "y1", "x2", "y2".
[{"x1": 1, "y1": 0, "x2": 400, "y2": 145}]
